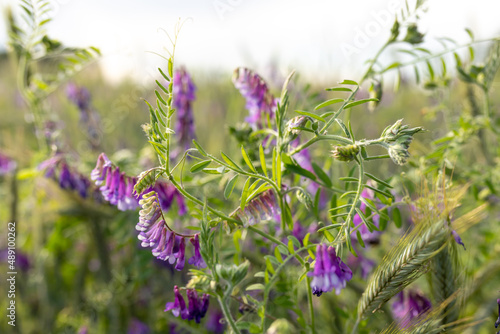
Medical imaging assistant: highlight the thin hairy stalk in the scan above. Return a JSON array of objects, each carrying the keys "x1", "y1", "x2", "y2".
[
  {"x1": 357, "y1": 219, "x2": 450, "y2": 319},
  {"x1": 306, "y1": 276, "x2": 316, "y2": 334},
  {"x1": 431, "y1": 244, "x2": 459, "y2": 327},
  {"x1": 218, "y1": 291, "x2": 241, "y2": 334}
]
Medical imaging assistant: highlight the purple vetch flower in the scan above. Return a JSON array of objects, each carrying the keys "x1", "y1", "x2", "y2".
[
  {"x1": 232, "y1": 67, "x2": 278, "y2": 128},
  {"x1": 165, "y1": 286, "x2": 189, "y2": 320},
  {"x1": 231, "y1": 189, "x2": 281, "y2": 227},
  {"x1": 186, "y1": 289, "x2": 210, "y2": 323},
  {"x1": 173, "y1": 68, "x2": 196, "y2": 153},
  {"x1": 91, "y1": 153, "x2": 138, "y2": 211},
  {"x1": 391, "y1": 289, "x2": 431, "y2": 328},
  {"x1": 308, "y1": 244, "x2": 352, "y2": 296},
  {"x1": 0, "y1": 152, "x2": 17, "y2": 175},
  {"x1": 91, "y1": 153, "x2": 112, "y2": 185},
  {"x1": 188, "y1": 234, "x2": 207, "y2": 269},
  {"x1": 127, "y1": 318, "x2": 150, "y2": 334},
  {"x1": 174, "y1": 237, "x2": 186, "y2": 271},
  {"x1": 165, "y1": 286, "x2": 210, "y2": 323},
  {"x1": 136, "y1": 191, "x2": 205, "y2": 270},
  {"x1": 352, "y1": 188, "x2": 382, "y2": 245}
]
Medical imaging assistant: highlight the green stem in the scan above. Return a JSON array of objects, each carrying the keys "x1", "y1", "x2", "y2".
[
  {"x1": 288, "y1": 135, "x2": 354, "y2": 156},
  {"x1": 218, "y1": 292, "x2": 241, "y2": 334},
  {"x1": 306, "y1": 276, "x2": 316, "y2": 334}
]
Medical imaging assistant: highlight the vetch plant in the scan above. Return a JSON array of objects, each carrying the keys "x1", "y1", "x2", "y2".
[{"x1": 5, "y1": 1, "x2": 500, "y2": 333}]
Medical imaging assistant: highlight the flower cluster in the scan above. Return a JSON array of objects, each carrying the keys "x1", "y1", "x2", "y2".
[
  {"x1": 352, "y1": 188, "x2": 382, "y2": 245},
  {"x1": 391, "y1": 289, "x2": 431, "y2": 328},
  {"x1": 231, "y1": 190, "x2": 281, "y2": 227},
  {"x1": 91, "y1": 153, "x2": 186, "y2": 213},
  {"x1": 232, "y1": 67, "x2": 278, "y2": 128},
  {"x1": 39, "y1": 155, "x2": 93, "y2": 198},
  {"x1": 91, "y1": 153, "x2": 138, "y2": 211},
  {"x1": 381, "y1": 119, "x2": 423, "y2": 166},
  {"x1": 0, "y1": 152, "x2": 17, "y2": 175},
  {"x1": 164, "y1": 286, "x2": 210, "y2": 323},
  {"x1": 172, "y1": 68, "x2": 196, "y2": 155},
  {"x1": 136, "y1": 191, "x2": 206, "y2": 270},
  {"x1": 308, "y1": 244, "x2": 352, "y2": 296}
]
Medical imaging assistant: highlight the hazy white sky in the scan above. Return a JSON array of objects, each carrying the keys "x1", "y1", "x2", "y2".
[{"x1": 1, "y1": 0, "x2": 500, "y2": 83}]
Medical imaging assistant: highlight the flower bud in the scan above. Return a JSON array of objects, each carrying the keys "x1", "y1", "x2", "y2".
[{"x1": 331, "y1": 144, "x2": 359, "y2": 162}]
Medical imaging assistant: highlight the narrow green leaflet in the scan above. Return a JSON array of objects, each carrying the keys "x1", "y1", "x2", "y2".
[
  {"x1": 364, "y1": 172, "x2": 393, "y2": 188},
  {"x1": 224, "y1": 174, "x2": 239, "y2": 199},
  {"x1": 276, "y1": 149, "x2": 282, "y2": 188},
  {"x1": 158, "y1": 67, "x2": 170, "y2": 82},
  {"x1": 312, "y1": 162, "x2": 332, "y2": 187},
  {"x1": 192, "y1": 139, "x2": 208, "y2": 156},
  {"x1": 355, "y1": 207, "x2": 377, "y2": 232},
  {"x1": 339, "y1": 79, "x2": 359, "y2": 85},
  {"x1": 344, "y1": 98, "x2": 379, "y2": 109},
  {"x1": 284, "y1": 163, "x2": 316, "y2": 181},
  {"x1": 314, "y1": 98, "x2": 344, "y2": 111},
  {"x1": 221, "y1": 151, "x2": 242, "y2": 170},
  {"x1": 155, "y1": 90, "x2": 167, "y2": 106},
  {"x1": 241, "y1": 146, "x2": 257, "y2": 173},
  {"x1": 325, "y1": 87, "x2": 352, "y2": 92},
  {"x1": 259, "y1": 145, "x2": 268, "y2": 177},
  {"x1": 190, "y1": 160, "x2": 211, "y2": 173},
  {"x1": 392, "y1": 207, "x2": 402, "y2": 228},
  {"x1": 294, "y1": 110, "x2": 326, "y2": 122},
  {"x1": 240, "y1": 177, "x2": 251, "y2": 210}
]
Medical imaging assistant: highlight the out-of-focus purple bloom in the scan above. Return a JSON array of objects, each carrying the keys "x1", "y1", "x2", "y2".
[
  {"x1": 292, "y1": 221, "x2": 318, "y2": 246},
  {"x1": 232, "y1": 190, "x2": 280, "y2": 227},
  {"x1": 0, "y1": 248, "x2": 30, "y2": 271},
  {"x1": 347, "y1": 252, "x2": 376, "y2": 280},
  {"x1": 188, "y1": 234, "x2": 207, "y2": 269},
  {"x1": 292, "y1": 144, "x2": 321, "y2": 196},
  {"x1": 39, "y1": 155, "x2": 92, "y2": 198},
  {"x1": 206, "y1": 311, "x2": 225, "y2": 334},
  {"x1": 308, "y1": 244, "x2": 352, "y2": 296},
  {"x1": 0, "y1": 152, "x2": 17, "y2": 175},
  {"x1": 127, "y1": 318, "x2": 150, "y2": 334},
  {"x1": 391, "y1": 289, "x2": 431, "y2": 328},
  {"x1": 165, "y1": 286, "x2": 189, "y2": 320},
  {"x1": 67, "y1": 82, "x2": 91, "y2": 111},
  {"x1": 186, "y1": 289, "x2": 210, "y2": 323},
  {"x1": 173, "y1": 69, "x2": 196, "y2": 154},
  {"x1": 352, "y1": 188, "x2": 382, "y2": 245},
  {"x1": 232, "y1": 67, "x2": 278, "y2": 128}
]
